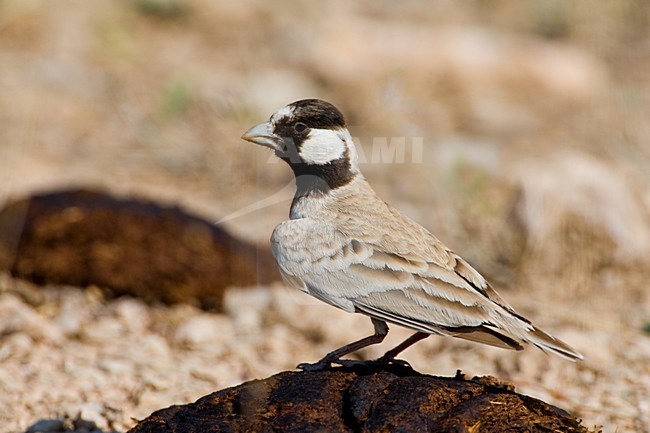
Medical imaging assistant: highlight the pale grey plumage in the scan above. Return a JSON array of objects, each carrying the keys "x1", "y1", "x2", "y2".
[
  {"x1": 273, "y1": 176, "x2": 580, "y2": 360},
  {"x1": 242, "y1": 98, "x2": 582, "y2": 367}
]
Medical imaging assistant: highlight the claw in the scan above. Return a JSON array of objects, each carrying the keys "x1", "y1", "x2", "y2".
[
  {"x1": 386, "y1": 358, "x2": 412, "y2": 368},
  {"x1": 297, "y1": 360, "x2": 331, "y2": 372},
  {"x1": 372, "y1": 355, "x2": 412, "y2": 368}
]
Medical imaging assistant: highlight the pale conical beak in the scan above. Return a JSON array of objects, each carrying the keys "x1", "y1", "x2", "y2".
[{"x1": 241, "y1": 121, "x2": 280, "y2": 150}]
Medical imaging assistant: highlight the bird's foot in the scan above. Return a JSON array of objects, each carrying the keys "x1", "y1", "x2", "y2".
[
  {"x1": 298, "y1": 357, "x2": 366, "y2": 371},
  {"x1": 371, "y1": 355, "x2": 412, "y2": 368},
  {"x1": 297, "y1": 359, "x2": 332, "y2": 372}
]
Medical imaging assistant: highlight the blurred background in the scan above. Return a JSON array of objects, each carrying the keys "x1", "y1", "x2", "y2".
[{"x1": 0, "y1": 1, "x2": 649, "y2": 432}]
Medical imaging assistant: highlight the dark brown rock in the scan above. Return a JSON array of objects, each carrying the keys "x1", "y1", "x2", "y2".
[
  {"x1": 0, "y1": 189, "x2": 279, "y2": 310},
  {"x1": 128, "y1": 364, "x2": 598, "y2": 433}
]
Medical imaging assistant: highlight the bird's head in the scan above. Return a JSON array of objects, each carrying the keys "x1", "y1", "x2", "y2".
[{"x1": 242, "y1": 99, "x2": 360, "y2": 193}]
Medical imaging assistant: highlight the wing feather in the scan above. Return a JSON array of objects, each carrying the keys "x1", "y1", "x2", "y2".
[{"x1": 271, "y1": 193, "x2": 581, "y2": 359}]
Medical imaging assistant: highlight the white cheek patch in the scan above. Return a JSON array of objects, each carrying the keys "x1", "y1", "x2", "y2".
[{"x1": 299, "y1": 129, "x2": 347, "y2": 165}]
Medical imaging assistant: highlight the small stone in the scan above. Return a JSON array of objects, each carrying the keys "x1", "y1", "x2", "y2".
[
  {"x1": 173, "y1": 314, "x2": 232, "y2": 347},
  {"x1": 25, "y1": 419, "x2": 64, "y2": 433},
  {"x1": 99, "y1": 358, "x2": 133, "y2": 375},
  {"x1": 114, "y1": 299, "x2": 150, "y2": 333},
  {"x1": 72, "y1": 416, "x2": 98, "y2": 432},
  {"x1": 0, "y1": 294, "x2": 64, "y2": 344},
  {"x1": 77, "y1": 402, "x2": 107, "y2": 429}
]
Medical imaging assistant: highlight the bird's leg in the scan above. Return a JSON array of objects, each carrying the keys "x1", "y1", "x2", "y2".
[
  {"x1": 375, "y1": 331, "x2": 429, "y2": 366},
  {"x1": 297, "y1": 319, "x2": 388, "y2": 372}
]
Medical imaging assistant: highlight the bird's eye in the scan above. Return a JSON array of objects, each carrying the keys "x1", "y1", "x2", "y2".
[{"x1": 293, "y1": 122, "x2": 308, "y2": 133}]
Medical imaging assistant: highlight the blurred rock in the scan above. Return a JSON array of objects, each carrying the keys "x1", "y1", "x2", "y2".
[
  {"x1": 509, "y1": 151, "x2": 650, "y2": 299},
  {"x1": 127, "y1": 365, "x2": 596, "y2": 433},
  {"x1": 513, "y1": 151, "x2": 650, "y2": 261},
  {"x1": 26, "y1": 419, "x2": 65, "y2": 433},
  {"x1": 0, "y1": 189, "x2": 279, "y2": 310},
  {"x1": 174, "y1": 314, "x2": 233, "y2": 348},
  {"x1": 0, "y1": 293, "x2": 64, "y2": 344}
]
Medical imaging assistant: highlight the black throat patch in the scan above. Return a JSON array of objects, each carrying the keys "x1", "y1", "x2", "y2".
[{"x1": 288, "y1": 147, "x2": 356, "y2": 197}]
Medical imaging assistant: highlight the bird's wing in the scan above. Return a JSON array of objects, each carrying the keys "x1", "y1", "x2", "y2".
[
  {"x1": 272, "y1": 204, "x2": 581, "y2": 359},
  {"x1": 325, "y1": 181, "x2": 518, "y2": 311},
  {"x1": 351, "y1": 243, "x2": 535, "y2": 348},
  {"x1": 272, "y1": 216, "x2": 529, "y2": 346},
  {"x1": 348, "y1": 211, "x2": 583, "y2": 358}
]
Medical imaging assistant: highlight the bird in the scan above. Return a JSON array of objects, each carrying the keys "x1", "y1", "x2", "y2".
[{"x1": 241, "y1": 98, "x2": 583, "y2": 371}]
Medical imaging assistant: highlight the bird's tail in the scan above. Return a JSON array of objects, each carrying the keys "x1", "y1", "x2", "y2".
[{"x1": 524, "y1": 326, "x2": 583, "y2": 361}]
